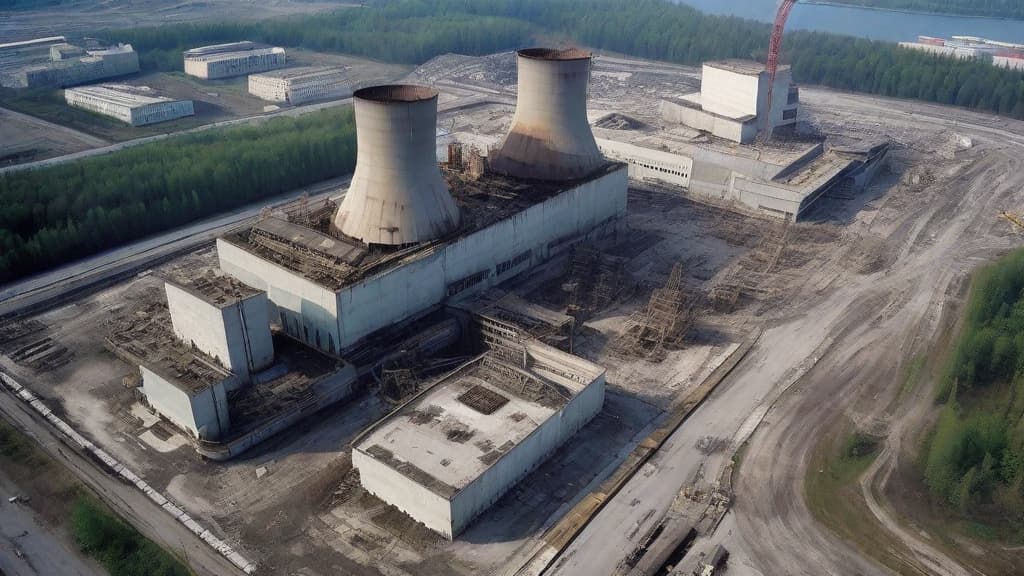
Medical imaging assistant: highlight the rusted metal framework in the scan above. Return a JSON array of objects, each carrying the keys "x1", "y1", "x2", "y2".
[{"x1": 763, "y1": 0, "x2": 798, "y2": 140}]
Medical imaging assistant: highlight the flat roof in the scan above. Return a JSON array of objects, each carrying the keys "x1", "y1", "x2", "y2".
[
  {"x1": 704, "y1": 59, "x2": 790, "y2": 77},
  {"x1": 184, "y1": 41, "x2": 256, "y2": 57},
  {"x1": 0, "y1": 36, "x2": 65, "y2": 50},
  {"x1": 185, "y1": 47, "x2": 284, "y2": 63},
  {"x1": 354, "y1": 345, "x2": 602, "y2": 499},
  {"x1": 66, "y1": 84, "x2": 178, "y2": 107},
  {"x1": 251, "y1": 66, "x2": 344, "y2": 82},
  {"x1": 252, "y1": 217, "x2": 366, "y2": 265},
  {"x1": 223, "y1": 161, "x2": 624, "y2": 291},
  {"x1": 167, "y1": 270, "x2": 262, "y2": 308}
]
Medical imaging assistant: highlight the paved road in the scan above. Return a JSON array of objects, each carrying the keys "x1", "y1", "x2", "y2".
[
  {"x1": 0, "y1": 175, "x2": 350, "y2": 318},
  {"x1": 0, "y1": 473, "x2": 104, "y2": 576},
  {"x1": 0, "y1": 387, "x2": 242, "y2": 576}
]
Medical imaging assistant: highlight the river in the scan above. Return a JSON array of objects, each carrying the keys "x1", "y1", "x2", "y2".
[{"x1": 678, "y1": 0, "x2": 1024, "y2": 44}]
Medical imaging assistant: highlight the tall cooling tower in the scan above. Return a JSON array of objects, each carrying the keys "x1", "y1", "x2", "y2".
[
  {"x1": 490, "y1": 48, "x2": 604, "y2": 181},
  {"x1": 333, "y1": 85, "x2": 460, "y2": 246}
]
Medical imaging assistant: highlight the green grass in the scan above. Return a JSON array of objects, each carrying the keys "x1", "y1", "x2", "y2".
[
  {"x1": 72, "y1": 495, "x2": 191, "y2": 576},
  {"x1": 0, "y1": 418, "x2": 46, "y2": 467},
  {"x1": 804, "y1": 425, "x2": 923, "y2": 575}
]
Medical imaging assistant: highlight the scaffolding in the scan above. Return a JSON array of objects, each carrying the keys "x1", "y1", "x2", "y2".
[
  {"x1": 614, "y1": 262, "x2": 692, "y2": 359},
  {"x1": 565, "y1": 245, "x2": 627, "y2": 321}
]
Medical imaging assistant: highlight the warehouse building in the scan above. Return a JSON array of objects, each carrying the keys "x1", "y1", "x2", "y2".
[
  {"x1": 661, "y1": 59, "x2": 799, "y2": 144},
  {"x1": 64, "y1": 84, "x2": 194, "y2": 126},
  {"x1": 248, "y1": 66, "x2": 350, "y2": 104},
  {"x1": 1, "y1": 42, "x2": 139, "y2": 88},
  {"x1": 184, "y1": 43, "x2": 286, "y2": 80},
  {"x1": 352, "y1": 336, "x2": 606, "y2": 539},
  {"x1": 219, "y1": 51, "x2": 627, "y2": 356}
]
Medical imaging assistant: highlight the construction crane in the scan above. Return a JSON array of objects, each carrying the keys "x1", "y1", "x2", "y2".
[
  {"x1": 1000, "y1": 210, "x2": 1024, "y2": 233},
  {"x1": 761, "y1": 0, "x2": 799, "y2": 142}
]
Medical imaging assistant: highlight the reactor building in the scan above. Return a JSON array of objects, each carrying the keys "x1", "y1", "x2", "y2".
[
  {"x1": 660, "y1": 59, "x2": 800, "y2": 144},
  {"x1": 217, "y1": 51, "x2": 628, "y2": 356},
  {"x1": 248, "y1": 66, "x2": 351, "y2": 105},
  {"x1": 110, "y1": 47, "x2": 621, "y2": 536},
  {"x1": 64, "y1": 84, "x2": 194, "y2": 126},
  {"x1": 184, "y1": 42, "x2": 286, "y2": 80}
]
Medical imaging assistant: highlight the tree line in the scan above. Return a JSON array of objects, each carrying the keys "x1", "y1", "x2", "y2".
[
  {"x1": 925, "y1": 249, "x2": 1024, "y2": 533},
  {"x1": 104, "y1": 0, "x2": 1024, "y2": 120},
  {"x1": 0, "y1": 108, "x2": 356, "y2": 283},
  {"x1": 827, "y1": 0, "x2": 1024, "y2": 19}
]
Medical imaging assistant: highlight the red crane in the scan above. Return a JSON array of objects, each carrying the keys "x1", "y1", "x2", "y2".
[{"x1": 763, "y1": 0, "x2": 798, "y2": 140}]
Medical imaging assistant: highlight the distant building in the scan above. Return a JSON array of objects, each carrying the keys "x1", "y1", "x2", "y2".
[
  {"x1": 183, "y1": 42, "x2": 286, "y2": 80},
  {"x1": 64, "y1": 84, "x2": 194, "y2": 126},
  {"x1": 1, "y1": 42, "x2": 139, "y2": 89},
  {"x1": 248, "y1": 66, "x2": 351, "y2": 104},
  {"x1": 661, "y1": 60, "x2": 799, "y2": 144}
]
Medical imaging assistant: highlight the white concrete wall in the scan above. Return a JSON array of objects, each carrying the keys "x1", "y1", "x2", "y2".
[
  {"x1": 352, "y1": 448, "x2": 455, "y2": 537},
  {"x1": 217, "y1": 239, "x2": 342, "y2": 353},
  {"x1": 994, "y1": 56, "x2": 1024, "y2": 71},
  {"x1": 185, "y1": 49, "x2": 286, "y2": 80},
  {"x1": 659, "y1": 100, "x2": 754, "y2": 144},
  {"x1": 335, "y1": 167, "x2": 628, "y2": 349},
  {"x1": 238, "y1": 294, "x2": 274, "y2": 372},
  {"x1": 597, "y1": 138, "x2": 692, "y2": 189},
  {"x1": 248, "y1": 75, "x2": 289, "y2": 102},
  {"x1": 450, "y1": 370, "x2": 605, "y2": 537},
  {"x1": 129, "y1": 100, "x2": 194, "y2": 126},
  {"x1": 140, "y1": 366, "x2": 230, "y2": 440},
  {"x1": 700, "y1": 64, "x2": 760, "y2": 119}
]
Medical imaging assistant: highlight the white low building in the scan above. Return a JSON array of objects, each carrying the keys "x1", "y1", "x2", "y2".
[
  {"x1": 184, "y1": 44, "x2": 286, "y2": 80},
  {"x1": 661, "y1": 60, "x2": 799, "y2": 144},
  {"x1": 352, "y1": 339, "x2": 606, "y2": 538},
  {"x1": 248, "y1": 66, "x2": 350, "y2": 104},
  {"x1": 64, "y1": 84, "x2": 194, "y2": 126}
]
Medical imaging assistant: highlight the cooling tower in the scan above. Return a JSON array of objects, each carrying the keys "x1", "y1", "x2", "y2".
[
  {"x1": 333, "y1": 85, "x2": 460, "y2": 246},
  {"x1": 490, "y1": 48, "x2": 604, "y2": 181}
]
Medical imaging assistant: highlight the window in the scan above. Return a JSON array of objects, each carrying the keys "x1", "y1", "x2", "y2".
[
  {"x1": 496, "y1": 249, "x2": 532, "y2": 276},
  {"x1": 447, "y1": 269, "x2": 490, "y2": 297},
  {"x1": 783, "y1": 109, "x2": 797, "y2": 120}
]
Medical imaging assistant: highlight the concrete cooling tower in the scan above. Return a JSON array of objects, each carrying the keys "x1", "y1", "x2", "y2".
[
  {"x1": 333, "y1": 85, "x2": 460, "y2": 246},
  {"x1": 490, "y1": 48, "x2": 604, "y2": 181}
]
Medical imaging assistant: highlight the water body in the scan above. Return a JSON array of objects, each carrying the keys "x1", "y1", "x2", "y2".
[{"x1": 678, "y1": 0, "x2": 1024, "y2": 44}]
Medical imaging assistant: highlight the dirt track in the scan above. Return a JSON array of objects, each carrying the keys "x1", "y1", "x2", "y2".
[{"x1": 733, "y1": 89, "x2": 1024, "y2": 575}]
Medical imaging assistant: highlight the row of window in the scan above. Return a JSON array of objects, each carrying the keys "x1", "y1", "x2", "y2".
[
  {"x1": 496, "y1": 249, "x2": 531, "y2": 276},
  {"x1": 628, "y1": 157, "x2": 689, "y2": 179}
]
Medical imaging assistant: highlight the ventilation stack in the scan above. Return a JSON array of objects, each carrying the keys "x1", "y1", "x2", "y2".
[
  {"x1": 490, "y1": 48, "x2": 604, "y2": 181},
  {"x1": 333, "y1": 85, "x2": 460, "y2": 246}
]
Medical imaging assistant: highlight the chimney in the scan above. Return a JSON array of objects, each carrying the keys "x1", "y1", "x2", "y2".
[
  {"x1": 490, "y1": 48, "x2": 604, "y2": 181},
  {"x1": 333, "y1": 85, "x2": 460, "y2": 246}
]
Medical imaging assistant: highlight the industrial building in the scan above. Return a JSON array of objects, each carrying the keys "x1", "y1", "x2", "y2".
[
  {"x1": 352, "y1": 336, "x2": 606, "y2": 539},
  {"x1": 105, "y1": 271, "x2": 358, "y2": 457},
  {"x1": 661, "y1": 60, "x2": 799, "y2": 144},
  {"x1": 0, "y1": 39, "x2": 139, "y2": 89},
  {"x1": 64, "y1": 84, "x2": 194, "y2": 126},
  {"x1": 900, "y1": 35, "x2": 1024, "y2": 70},
  {"x1": 219, "y1": 53, "x2": 628, "y2": 355},
  {"x1": 183, "y1": 42, "x2": 286, "y2": 80},
  {"x1": 248, "y1": 66, "x2": 350, "y2": 104}
]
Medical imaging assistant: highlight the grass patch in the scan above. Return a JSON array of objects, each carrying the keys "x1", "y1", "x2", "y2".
[
  {"x1": 1, "y1": 416, "x2": 191, "y2": 574},
  {"x1": 805, "y1": 424, "x2": 923, "y2": 575},
  {"x1": 72, "y1": 495, "x2": 191, "y2": 576}
]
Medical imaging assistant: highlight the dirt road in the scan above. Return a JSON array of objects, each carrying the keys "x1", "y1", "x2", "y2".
[{"x1": 732, "y1": 89, "x2": 1024, "y2": 575}]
